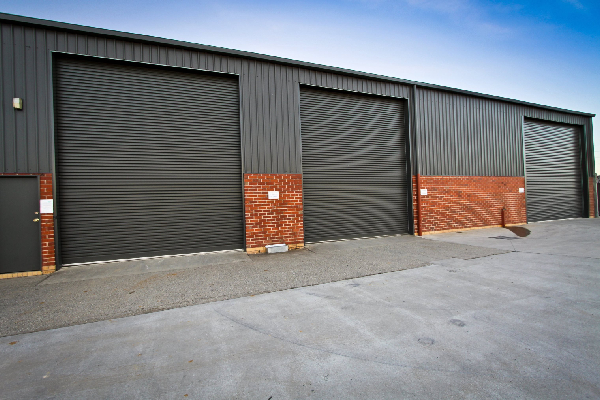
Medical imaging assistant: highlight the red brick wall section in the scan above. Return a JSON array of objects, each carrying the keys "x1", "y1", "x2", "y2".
[
  {"x1": 0, "y1": 173, "x2": 55, "y2": 274},
  {"x1": 244, "y1": 174, "x2": 304, "y2": 252},
  {"x1": 590, "y1": 177, "x2": 597, "y2": 218},
  {"x1": 412, "y1": 176, "x2": 418, "y2": 232},
  {"x1": 413, "y1": 176, "x2": 527, "y2": 234},
  {"x1": 40, "y1": 173, "x2": 56, "y2": 273}
]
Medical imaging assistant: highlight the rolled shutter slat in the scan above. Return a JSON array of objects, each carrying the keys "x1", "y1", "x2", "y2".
[
  {"x1": 524, "y1": 120, "x2": 583, "y2": 222},
  {"x1": 300, "y1": 88, "x2": 408, "y2": 242},
  {"x1": 55, "y1": 57, "x2": 244, "y2": 264}
]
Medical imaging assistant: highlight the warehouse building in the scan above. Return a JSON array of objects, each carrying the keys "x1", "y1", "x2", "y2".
[{"x1": 0, "y1": 13, "x2": 596, "y2": 277}]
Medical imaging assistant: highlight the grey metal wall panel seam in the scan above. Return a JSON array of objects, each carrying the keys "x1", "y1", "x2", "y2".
[
  {"x1": 582, "y1": 123, "x2": 590, "y2": 215},
  {"x1": 6, "y1": 24, "x2": 17, "y2": 172},
  {"x1": 48, "y1": 51, "x2": 62, "y2": 267},
  {"x1": 0, "y1": 24, "x2": 6, "y2": 171},
  {"x1": 406, "y1": 86, "x2": 416, "y2": 234}
]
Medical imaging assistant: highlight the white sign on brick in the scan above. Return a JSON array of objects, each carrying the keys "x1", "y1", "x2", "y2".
[
  {"x1": 519, "y1": 188, "x2": 525, "y2": 193},
  {"x1": 268, "y1": 191, "x2": 279, "y2": 199},
  {"x1": 40, "y1": 199, "x2": 53, "y2": 214},
  {"x1": 420, "y1": 189, "x2": 427, "y2": 196}
]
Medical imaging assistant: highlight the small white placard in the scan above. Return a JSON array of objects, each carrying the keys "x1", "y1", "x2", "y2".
[
  {"x1": 519, "y1": 188, "x2": 525, "y2": 193},
  {"x1": 268, "y1": 191, "x2": 279, "y2": 200},
  {"x1": 420, "y1": 189, "x2": 427, "y2": 196},
  {"x1": 40, "y1": 199, "x2": 53, "y2": 214}
]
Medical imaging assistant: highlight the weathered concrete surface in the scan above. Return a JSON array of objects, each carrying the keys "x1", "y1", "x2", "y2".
[
  {"x1": 41, "y1": 250, "x2": 251, "y2": 284},
  {"x1": 0, "y1": 235, "x2": 503, "y2": 337},
  {"x1": 1, "y1": 219, "x2": 598, "y2": 399},
  {"x1": 424, "y1": 218, "x2": 600, "y2": 258}
]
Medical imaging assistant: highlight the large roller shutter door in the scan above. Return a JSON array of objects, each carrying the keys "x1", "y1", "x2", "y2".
[
  {"x1": 55, "y1": 57, "x2": 243, "y2": 264},
  {"x1": 300, "y1": 87, "x2": 408, "y2": 242},
  {"x1": 524, "y1": 120, "x2": 583, "y2": 222}
]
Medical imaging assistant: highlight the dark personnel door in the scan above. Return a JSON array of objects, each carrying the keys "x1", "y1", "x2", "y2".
[{"x1": 0, "y1": 177, "x2": 41, "y2": 273}]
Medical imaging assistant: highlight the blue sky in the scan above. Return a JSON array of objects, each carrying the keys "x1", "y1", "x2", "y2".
[{"x1": 2, "y1": 0, "x2": 599, "y2": 171}]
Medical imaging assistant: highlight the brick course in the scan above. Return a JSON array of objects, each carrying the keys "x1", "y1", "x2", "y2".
[
  {"x1": 40, "y1": 173, "x2": 56, "y2": 273},
  {"x1": 590, "y1": 177, "x2": 597, "y2": 218},
  {"x1": 244, "y1": 174, "x2": 304, "y2": 252},
  {"x1": 413, "y1": 176, "x2": 527, "y2": 234},
  {"x1": 0, "y1": 173, "x2": 56, "y2": 275}
]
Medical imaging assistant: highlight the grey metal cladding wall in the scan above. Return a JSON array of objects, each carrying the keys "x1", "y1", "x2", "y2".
[
  {"x1": 415, "y1": 88, "x2": 593, "y2": 176},
  {"x1": 0, "y1": 21, "x2": 593, "y2": 177},
  {"x1": 0, "y1": 22, "x2": 410, "y2": 174},
  {"x1": 1, "y1": 23, "x2": 52, "y2": 173}
]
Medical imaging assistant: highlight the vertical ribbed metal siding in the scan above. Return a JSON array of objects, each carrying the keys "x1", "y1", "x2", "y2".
[
  {"x1": 54, "y1": 57, "x2": 244, "y2": 264},
  {"x1": 414, "y1": 88, "x2": 592, "y2": 176},
  {"x1": 0, "y1": 21, "x2": 594, "y2": 179},
  {"x1": 0, "y1": 22, "x2": 411, "y2": 175},
  {"x1": 523, "y1": 120, "x2": 583, "y2": 222},
  {"x1": 300, "y1": 87, "x2": 408, "y2": 242}
]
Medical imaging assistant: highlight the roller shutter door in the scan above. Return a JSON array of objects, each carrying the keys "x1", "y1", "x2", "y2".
[
  {"x1": 523, "y1": 120, "x2": 583, "y2": 222},
  {"x1": 300, "y1": 87, "x2": 408, "y2": 242},
  {"x1": 54, "y1": 57, "x2": 243, "y2": 264}
]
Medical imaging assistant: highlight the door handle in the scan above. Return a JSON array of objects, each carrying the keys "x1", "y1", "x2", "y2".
[{"x1": 33, "y1": 218, "x2": 40, "y2": 222}]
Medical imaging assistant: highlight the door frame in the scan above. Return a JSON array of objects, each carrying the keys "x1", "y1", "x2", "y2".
[
  {"x1": 297, "y1": 84, "x2": 412, "y2": 240},
  {"x1": 50, "y1": 52, "x2": 245, "y2": 267}
]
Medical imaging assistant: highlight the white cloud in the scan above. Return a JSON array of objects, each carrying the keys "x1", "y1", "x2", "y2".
[{"x1": 563, "y1": 0, "x2": 585, "y2": 9}]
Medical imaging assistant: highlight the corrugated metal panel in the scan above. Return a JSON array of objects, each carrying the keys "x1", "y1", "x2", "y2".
[
  {"x1": 0, "y1": 21, "x2": 594, "y2": 181},
  {"x1": 0, "y1": 22, "x2": 412, "y2": 175},
  {"x1": 523, "y1": 119, "x2": 583, "y2": 222},
  {"x1": 300, "y1": 87, "x2": 408, "y2": 242},
  {"x1": 54, "y1": 57, "x2": 244, "y2": 264},
  {"x1": 0, "y1": 12, "x2": 595, "y2": 118},
  {"x1": 414, "y1": 88, "x2": 592, "y2": 176}
]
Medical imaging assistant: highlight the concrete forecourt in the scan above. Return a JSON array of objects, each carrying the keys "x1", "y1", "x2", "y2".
[{"x1": 1, "y1": 219, "x2": 598, "y2": 399}]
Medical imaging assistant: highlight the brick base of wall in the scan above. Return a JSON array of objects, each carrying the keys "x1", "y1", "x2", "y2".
[
  {"x1": 413, "y1": 176, "x2": 527, "y2": 234},
  {"x1": 244, "y1": 174, "x2": 304, "y2": 252},
  {"x1": 589, "y1": 177, "x2": 596, "y2": 218},
  {"x1": 0, "y1": 271, "x2": 44, "y2": 279},
  {"x1": 40, "y1": 173, "x2": 56, "y2": 273},
  {"x1": 0, "y1": 173, "x2": 56, "y2": 277},
  {"x1": 246, "y1": 243, "x2": 305, "y2": 255}
]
